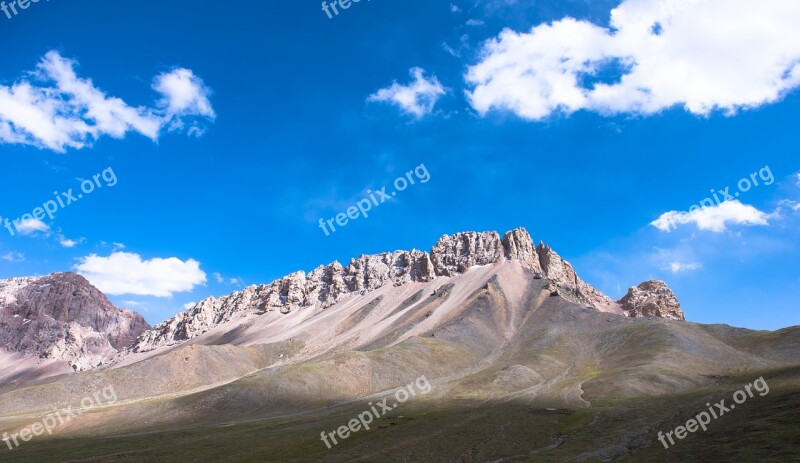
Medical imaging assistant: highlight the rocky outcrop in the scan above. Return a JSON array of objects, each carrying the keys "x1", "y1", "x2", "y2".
[
  {"x1": 132, "y1": 228, "x2": 683, "y2": 352},
  {"x1": 430, "y1": 231, "x2": 503, "y2": 276},
  {"x1": 619, "y1": 280, "x2": 685, "y2": 321},
  {"x1": 502, "y1": 228, "x2": 542, "y2": 273},
  {"x1": 0, "y1": 273, "x2": 150, "y2": 371},
  {"x1": 537, "y1": 243, "x2": 615, "y2": 309}
]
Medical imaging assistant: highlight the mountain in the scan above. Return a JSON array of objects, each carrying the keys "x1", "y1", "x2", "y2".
[
  {"x1": 132, "y1": 228, "x2": 683, "y2": 353},
  {"x1": 0, "y1": 272, "x2": 149, "y2": 381},
  {"x1": 0, "y1": 228, "x2": 796, "y2": 462}
]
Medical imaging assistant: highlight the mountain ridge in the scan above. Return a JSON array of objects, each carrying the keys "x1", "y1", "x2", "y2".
[{"x1": 131, "y1": 227, "x2": 685, "y2": 353}]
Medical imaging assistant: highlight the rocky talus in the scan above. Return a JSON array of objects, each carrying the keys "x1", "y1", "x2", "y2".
[
  {"x1": 0, "y1": 273, "x2": 150, "y2": 371},
  {"x1": 133, "y1": 228, "x2": 686, "y2": 352}
]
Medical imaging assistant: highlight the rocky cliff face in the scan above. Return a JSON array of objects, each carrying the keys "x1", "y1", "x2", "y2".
[
  {"x1": 619, "y1": 280, "x2": 686, "y2": 321},
  {"x1": 132, "y1": 228, "x2": 685, "y2": 352},
  {"x1": 0, "y1": 273, "x2": 150, "y2": 371},
  {"x1": 502, "y1": 228, "x2": 542, "y2": 273},
  {"x1": 430, "y1": 231, "x2": 504, "y2": 276}
]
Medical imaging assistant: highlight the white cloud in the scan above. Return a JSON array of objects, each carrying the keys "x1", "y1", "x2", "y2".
[
  {"x1": 74, "y1": 251, "x2": 206, "y2": 298},
  {"x1": 58, "y1": 233, "x2": 85, "y2": 248},
  {"x1": 466, "y1": 19, "x2": 485, "y2": 26},
  {"x1": 183, "y1": 302, "x2": 196, "y2": 310},
  {"x1": 153, "y1": 68, "x2": 216, "y2": 136},
  {"x1": 777, "y1": 199, "x2": 800, "y2": 212},
  {"x1": 795, "y1": 172, "x2": 800, "y2": 187},
  {"x1": 667, "y1": 262, "x2": 703, "y2": 273},
  {"x1": 651, "y1": 200, "x2": 770, "y2": 233},
  {"x1": 0, "y1": 51, "x2": 215, "y2": 152},
  {"x1": 466, "y1": 0, "x2": 800, "y2": 120},
  {"x1": 368, "y1": 68, "x2": 447, "y2": 118},
  {"x1": 15, "y1": 218, "x2": 50, "y2": 236},
  {"x1": 59, "y1": 237, "x2": 79, "y2": 248},
  {"x1": 442, "y1": 42, "x2": 460, "y2": 57},
  {"x1": 113, "y1": 242, "x2": 126, "y2": 250},
  {"x1": 213, "y1": 272, "x2": 224, "y2": 284},
  {"x1": 1, "y1": 252, "x2": 25, "y2": 262}
]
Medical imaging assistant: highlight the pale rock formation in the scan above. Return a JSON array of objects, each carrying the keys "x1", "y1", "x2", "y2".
[
  {"x1": 0, "y1": 273, "x2": 149, "y2": 371},
  {"x1": 537, "y1": 242, "x2": 615, "y2": 309},
  {"x1": 502, "y1": 228, "x2": 542, "y2": 273},
  {"x1": 619, "y1": 280, "x2": 686, "y2": 321},
  {"x1": 430, "y1": 231, "x2": 503, "y2": 276}
]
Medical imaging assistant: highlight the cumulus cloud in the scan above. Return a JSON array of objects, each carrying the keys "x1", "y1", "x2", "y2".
[
  {"x1": 74, "y1": 251, "x2": 207, "y2": 298},
  {"x1": 368, "y1": 68, "x2": 447, "y2": 118},
  {"x1": 651, "y1": 200, "x2": 770, "y2": 233},
  {"x1": 0, "y1": 51, "x2": 215, "y2": 152},
  {"x1": 466, "y1": 0, "x2": 800, "y2": 120}
]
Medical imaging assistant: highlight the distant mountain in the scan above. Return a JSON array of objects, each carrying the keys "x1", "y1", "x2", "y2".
[{"x1": 0, "y1": 272, "x2": 149, "y2": 375}]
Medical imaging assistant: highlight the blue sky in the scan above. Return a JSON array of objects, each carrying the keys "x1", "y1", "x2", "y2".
[{"x1": 0, "y1": 0, "x2": 798, "y2": 330}]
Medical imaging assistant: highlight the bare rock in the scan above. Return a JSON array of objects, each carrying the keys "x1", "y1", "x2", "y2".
[
  {"x1": 619, "y1": 280, "x2": 686, "y2": 321},
  {"x1": 537, "y1": 243, "x2": 614, "y2": 309},
  {"x1": 502, "y1": 228, "x2": 542, "y2": 273},
  {"x1": 431, "y1": 231, "x2": 503, "y2": 276},
  {"x1": 0, "y1": 273, "x2": 150, "y2": 371}
]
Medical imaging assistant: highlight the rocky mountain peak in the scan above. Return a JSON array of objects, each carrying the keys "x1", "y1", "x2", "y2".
[
  {"x1": 430, "y1": 231, "x2": 503, "y2": 276},
  {"x1": 619, "y1": 280, "x2": 686, "y2": 321},
  {"x1": 502, "y1": 228, "x2": 542, "y2": 273},
  {"x1": 0, "y1": 272, "x2": 150, "y2": 371}
]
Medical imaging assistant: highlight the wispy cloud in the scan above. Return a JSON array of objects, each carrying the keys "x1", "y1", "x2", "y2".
[
  {"x1": 666, "y1": 261, "x2": 703, "y2": 273},
  {"x1": 368, "y1": 67, "x2": 447, "y2": 119},
  {"x1": 15, "y1": 218, "x2": 51, "y2": 236},
  {"x1": 0, "y1": 51, "x2": 215, "y2": 152},
  {"x1": 58, "y1": 233, "x2": 84, "y2": 248},
  {"x1": 1, "y1": 252, "x2": 25, "y2": 263}
]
